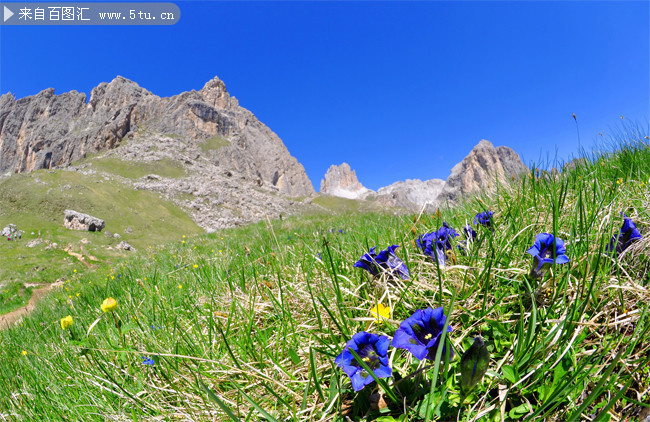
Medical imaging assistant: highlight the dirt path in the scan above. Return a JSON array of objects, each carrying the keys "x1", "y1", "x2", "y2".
[{"x1": 0, "y1": 284, "x2": 53, "y2": 328}]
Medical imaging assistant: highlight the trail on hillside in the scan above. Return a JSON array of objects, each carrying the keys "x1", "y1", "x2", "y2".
[{"x1": 0, "y1": 284, "x2": 53, "y2": 328}]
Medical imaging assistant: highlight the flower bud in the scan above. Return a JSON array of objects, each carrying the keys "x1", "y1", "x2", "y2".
[{"x1": 460, "y1": 336, "x2": 490, "y2": 394}]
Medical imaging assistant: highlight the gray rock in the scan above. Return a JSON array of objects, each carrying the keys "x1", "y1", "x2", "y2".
[
  {"x1": 63, "y1": 209, "x2": 105, "y2": 231},
  {"x1": 113, "y1": 233, "x2": 121, "y2": 239},
  {"x1": 1, "y1": 224, "x2": 17, "y2": 237},
  {"x1": 116, "y1": 241, "x2": 135, "y2": 251},
  {"x1": 320, "y1": 163, "x2": 372, "y2": 199},
  {"x1": 26, "y1": 239, "x2": 43, "y2": 248},
  {"x1": 0, "y1": 76, "x2": 314, "y2": 197}
]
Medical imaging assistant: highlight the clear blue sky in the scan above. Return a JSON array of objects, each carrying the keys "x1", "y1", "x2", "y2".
[{"x1": 1, "y1": 1, "x2": 648, "y2": 191}]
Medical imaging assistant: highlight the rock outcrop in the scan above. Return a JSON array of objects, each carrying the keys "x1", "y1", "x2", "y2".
[
  {"x1": 63, "y1": 210, "x2": 105, "y2": 232},
  {"x1": 370, "y1": 179, "x2": 446, "y2": 211},
  {"x1": 0, "y1": 76, "x2": 314, "y2": 197},
  {"x1": 437, "y1": 140, "x2": 528, "y2": 204},
  {"x1": 320, "y1": 163, "x2": 372, "y2": 199}
]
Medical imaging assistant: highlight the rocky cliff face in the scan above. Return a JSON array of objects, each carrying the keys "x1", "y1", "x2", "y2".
[
  {"x1": 320, "y1": 163, "x2": 372, "y2": 199},
  {"x1": 0, "y1": 76, "x2": 314, "y2": 197},
  {"x1": 437, "y1": 139, "x2": 528, "y2": 204}
]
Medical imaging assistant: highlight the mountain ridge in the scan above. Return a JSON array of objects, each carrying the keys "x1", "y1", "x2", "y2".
[
  {"x1": 320, "y1": 139, "x2": 529, "y2": 210},
  {"x1": 0, "y1": 75, "x2": 314, "y2": 197}
]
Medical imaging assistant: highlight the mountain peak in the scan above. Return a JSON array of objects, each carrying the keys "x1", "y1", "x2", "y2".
[{"x1": 320, "y1": 163, "x2": 372, "y2": 199}]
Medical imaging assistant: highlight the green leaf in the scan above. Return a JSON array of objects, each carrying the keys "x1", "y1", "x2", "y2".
[
  {"x1": 502, "y1": 365, "x2": 518, "y2": 384},
  {"x1": 376, "y1": 416, "x2": 407, "y2": 422},
  {"x1": 288, "y1": 348, "x2": 301, "y2": 365},
  {"x1": 508, "y1": 403, "x2": 532, "y2": 419}
]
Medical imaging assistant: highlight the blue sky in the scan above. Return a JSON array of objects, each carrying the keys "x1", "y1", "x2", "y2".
[{"x1": 1, "y1": 1, "x2": 648, "y2": 191}]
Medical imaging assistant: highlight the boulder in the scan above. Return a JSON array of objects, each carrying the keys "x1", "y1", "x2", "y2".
[
  {"x1": 1, "y1": 224, "x2": 17, "y2": 237},
  {"x1": 116, "y1": 241, "x2": 135, "y2": 251},
  {"x1": 63, "y1": 210, "x2": 105, "y2": 232}
]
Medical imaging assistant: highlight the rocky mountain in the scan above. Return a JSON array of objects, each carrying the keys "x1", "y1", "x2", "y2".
[
  {"x1": 320, "y1": 139, "x2": 528, "y2": 211},
  {"x1": 0, "y1": 76, "x2": 314, "y2": 197},
  {"x1": 320, "y1": 163, "x2": 372, "y2": 199},
  {"x1": 437, "y1": 139, "x2": 528, "y2": 204},
  {"x1": 370, "y1": 179, "x2": 446, "y2": 211}
]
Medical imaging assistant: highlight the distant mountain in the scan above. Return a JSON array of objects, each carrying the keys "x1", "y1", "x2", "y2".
[
  {"x1": 370, "y1": 179, "x2": 446, "y2": 211},
  {"x1": 319, "y1": 139, "x2": 528, "y2": 211},
  {"x1": 0, "y1": 76, "x2": 314, "y2": 197},
  {"x1": 320, "y1": 163, "x2": 372, "y2": 199},
  {"x1": 437, "y1": 139, "x2": 528, "y2": 204}
]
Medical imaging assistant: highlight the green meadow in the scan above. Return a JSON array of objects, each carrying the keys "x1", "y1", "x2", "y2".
[{"x1": 0, "y1": 127, "x2": 648, "y2": 421}]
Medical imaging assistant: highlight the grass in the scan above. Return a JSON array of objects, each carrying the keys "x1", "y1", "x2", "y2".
[
  {"x1": 312, "y1": 195, "x2": 389, "y2": 213},
  {"x1": 199, "y1": 135, "x2": 230, "y2": 153},
  {"x1": 0, "y1": 168, "x2": 202, "y2": 315},
  {"x1": 0, "y1": 282, "x2": 34, "y2": 315},
  {"x1": 0, "y1": 126, "x2": 649, "y2": 421},
  {"x1": 83, "y1": 156, "x2": 188, "y2": 179}
]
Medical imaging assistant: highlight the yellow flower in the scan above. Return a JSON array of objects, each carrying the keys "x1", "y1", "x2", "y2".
[
  {"x1": 60, "y1": 315, "x2": 73, "y2": 330},
  {"x1": 193, "y1": 264, "x2": 198, "y2": 269},
  {"x1": 370, "y1": 304, "x2": 390, "y2": 322},
  {"x1": 73, "y1": 269, "x2": 77, "y2": 273},
  {"x1": 178, "y1": 284, "x2": 183, "y2": 289},
  {"x1": 22, "y1": 350, "x2": 27, "y2": 356},
  {"x1": 76, "y1": 293, "x2": 80, "y2": 297},
  {"x1": 182, "y1": 235, "x2": 186, "y2": 238},
  {"x1": 101, "y1": 297, "x2": 118, "y2": 313}
]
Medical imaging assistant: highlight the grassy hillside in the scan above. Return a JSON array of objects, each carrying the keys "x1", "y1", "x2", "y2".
[
  {"x1": 0, "y1": 128, "x2": 648, "y2": 421},
  {"x1": 0, "y1": 168, "x2": 202, "y2": 314}
]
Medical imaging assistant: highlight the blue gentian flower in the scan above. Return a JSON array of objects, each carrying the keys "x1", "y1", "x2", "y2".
[
  {"x1": 391, "y1": 307, "x2": 454, "y2": 361},
  {"x1": 526, "y1": 233, "x2": 570, "y2": 279},
  {"x1": 317, "y1": 252, "x2": 323, "y2": 260},
  {"x1": 474, "y1": 211, "x2": 493, "y2": 228},
  {"x1": 335, "y1": 331, "x2": 392, "y2": 392},
  {"x1": 354, "y1": 245, "x2": 410, "y2": 280},
  {"x1": 457, "y1": 225, "x2": 476, "y2": 255},
  {"x1": 417, "y1": 222, "x2": 459, "y2": 266},
  {"x1": 606, "y1": 213, "x2": 642, "y2": 255},
  {"x1": 142, "y1": 356, "x2": 155, "y2": 365},
  {"x1": 463, "y1": 225, "x2": 477, "y2": 241}
]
